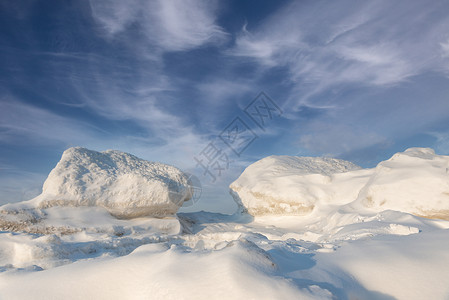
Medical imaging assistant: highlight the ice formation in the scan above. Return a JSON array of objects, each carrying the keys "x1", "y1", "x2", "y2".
[
  {"x1": 3, "y1": 147, "x2": 193, "y2": 218},
  {"x1": 354, "y1": 147, "x2": 449, "y2": 219},
  {"x1": 230, "y1": 148, "x2": 449, "y2": 219},
  {"x1": 229, "y1": 155, "x2": 362, "y2": 216}
]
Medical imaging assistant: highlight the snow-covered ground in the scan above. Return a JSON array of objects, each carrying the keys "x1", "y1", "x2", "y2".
[{"x1": 1, "y1": 147, "x2": 449, "y2": 299}]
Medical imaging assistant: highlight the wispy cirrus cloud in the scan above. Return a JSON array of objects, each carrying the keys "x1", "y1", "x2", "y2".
[
  {"x1": 227, "y1": 0, "x2": 449, "y2": 159},
  {"x1": 0, "y1": 93, "x2": 207, "y2": 170},
  {"x1": 442, "y1": 40, "x2": 449, "y2": 57},
  {"x1": 0, "y1": 98, "x2": 104, "y2": 146},
  {"x1": 231, "y1": 0, "x2": 449, "y2": 104},
  {"x1": 89, "y1": 0, "x2": 227, "y2": 52}
]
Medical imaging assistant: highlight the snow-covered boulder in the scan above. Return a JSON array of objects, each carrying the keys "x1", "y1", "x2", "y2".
[
  {"x1": 354, "y1": 148, "x2": 449, "y2": 219},
  {"x1": 14, "y1": 147, "x2": 193, "y2": 218},
  {"x1": 229, "y1": 156, "x2": 362, "y2": 216},
  {"x1": 231, "y1": 148, "x2": 449, "y2": 220}
]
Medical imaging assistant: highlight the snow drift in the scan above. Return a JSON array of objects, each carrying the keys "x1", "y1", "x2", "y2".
[
  {"x1": 230, "y1": 148, "x2": 449, "y2": 219},
  {"x1": 3, "y1": 147, "x2": 193, "y2": 218},
  {"x1": 354, "y1": 147, "x2": 449, "y2": 219},
  {"x1": 229, "y1": 156, "x2": 362, "y2": 216}
]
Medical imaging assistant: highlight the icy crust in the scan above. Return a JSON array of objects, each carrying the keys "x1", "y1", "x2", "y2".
[
  {"x1": 0, "y1": 232, "x2": 334, "y2": 300},
  {"x1": 230, "y1": 148, "x2": 449, "y2": 220},
  {"x1": 4, "y1": 147, "x2": 192, "y2": 218},
  {"x1": 354, "y1": 147, "x2": 449, "y2": 218},
  {"x1": 229, "y1": 155, "x2": 362, "y2": 216},
  {"x1": 1, "y1": 210, "x2": 449, "y2": 300}
]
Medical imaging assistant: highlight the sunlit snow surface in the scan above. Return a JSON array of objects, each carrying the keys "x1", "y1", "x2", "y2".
[
  {"x1": 1, "y1": 207, "x2": 449, "y2": 299},
  {"x1": 231, "y1": 147, "x2": 449, "y2": 219},
  {"x1": 1, "y1": 147, "x2": 193, "y2": 219},
  {"x1": 1, "y1": 147, "x2": 449, "y2": 299}
]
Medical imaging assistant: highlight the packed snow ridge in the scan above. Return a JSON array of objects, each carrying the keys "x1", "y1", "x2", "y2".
[
  {"x1": 230, "y1": 147, "x2": 449, "y2": 219},
  {"x1": 3, "y1": 147, "x2": 193, "y2": 218}
]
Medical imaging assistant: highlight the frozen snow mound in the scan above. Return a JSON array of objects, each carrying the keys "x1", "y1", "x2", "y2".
[
  {"x1": 355, "y1": 147, "x2": 449, "y2": 219},
  {"x1": 8, "y1": 147, "x2": 193, "y2": 218},
  {"x1": 229, "y1": 155, "x2": 362, "y2": 216},
  {"x1": 232, "y1": 148, "x2": 449, "y2": 220}
]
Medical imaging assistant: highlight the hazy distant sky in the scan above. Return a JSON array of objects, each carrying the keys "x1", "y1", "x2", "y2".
[{"x1": 1, "y1": 0, "x2": 449, "y2": 212}]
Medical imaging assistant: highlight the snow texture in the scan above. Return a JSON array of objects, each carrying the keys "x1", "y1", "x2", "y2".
[
  {"x1": 354, "y1": 147, "x2": 449, "y2": 219},
  {"x1": 3, "y1": 147, "x2": 193, "y2": 218},
  {"x1": 230, "y1": 155, "x2": 362, "y2": 216},
  {"x1": 1, "y1": 147, "x2": 449, "y2": 299},
  {"x1": 230, "y1": 148, "x2": 449, "y2": 220},
  {"x1": 0, "y1": 209, "x2": 448, "y2": 300}
]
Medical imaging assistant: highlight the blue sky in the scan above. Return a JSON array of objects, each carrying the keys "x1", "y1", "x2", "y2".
[{"x1": 1, "y1": 0, "x2": 449, "y2": 212}]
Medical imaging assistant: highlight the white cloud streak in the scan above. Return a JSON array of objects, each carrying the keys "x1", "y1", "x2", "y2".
[
  {"x1": 227, "y1": 0, "x2": 449, "y2": 158},
  {"x1": 231, "y1": 0, "x2": 449, "y2": 105},
  {"x1": 0, "y1": 98, "x2": 104, "y2": 147},
  {"x1": 442, "y1": 40, "x2": 449, "y2": 57},
  {"x1": 89, "y1": 0, "x2": 227, "y2": 52}
]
